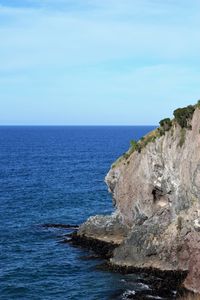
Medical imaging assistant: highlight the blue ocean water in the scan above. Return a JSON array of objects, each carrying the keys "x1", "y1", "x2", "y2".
[{"x1": 0, "y1": 126, "x2": 156, "y2": 300}]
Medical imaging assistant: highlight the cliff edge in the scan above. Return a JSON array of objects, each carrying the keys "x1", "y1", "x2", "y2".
[{"x1": 76, "y1": 102, "x2": 200, "y2": 294}]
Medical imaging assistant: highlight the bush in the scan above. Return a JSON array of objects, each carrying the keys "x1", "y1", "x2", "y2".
[
  {"x1": 130, "y1": 140, "x2": 138, "y2": 149},
  {"x1": 123, "y1": 153, "x2": 130, "y2": 160},
  {"x1": 143, "y1": 135, "x2": 156, "y2": 146},
  {"x1": 178, "y1": 128, "x2": 186, "y2": 147},
  {"x1": 173, "y1": 105, "x2": 195, "y2": 128},
  {"x1": 157, "y1": 127, "x2": 165, "y2": 136},
  {"x1": 197, "y1": 100, "x2": 200, "y2": 108},
  {"x1": 177, "y1": 216, "x2": 183, "y2": 231},
  {"x1": 159, "y1": 118, "x2": 172, "y2": 131},
  {"x1": 130, "y1": 140, "x2": 143, "y2": 152}
]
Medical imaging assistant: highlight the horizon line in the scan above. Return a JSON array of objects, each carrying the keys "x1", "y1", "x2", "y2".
[{"x1": 0, "y1": 124, "x2": 157, "y2": 127}]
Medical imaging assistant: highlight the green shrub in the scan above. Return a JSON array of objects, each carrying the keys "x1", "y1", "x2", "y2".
[
  {"x1": 159, "y1": 118, "x2": 172, "y2": 131},
  {"x1": 196, "y1": 100, "x2": 200, "y2": 108},
  {"x1": 178, "y1": 128, "x2": 186, "y2": 147},
  {"x1": 130, "y1": 140, "x2": 138, "y2": 149},
  {"x1": 177, "y1": 216, "x2": 183, "y2": 231},
  {"x1": 157, "y1": 127, "x2": 165, "y2": 136},
  {"x1": 123, "y1": 152, "x2": 130, "y2": 160},
  {"x1": 130, "y1": 140, "x2": 143, "y2": 152},
  {"x1": 173, "y1": 105, "x2": 195, "y2": 128},
  {"x1": 146, "y1": 135, "x2": 156, "y2": 144}
]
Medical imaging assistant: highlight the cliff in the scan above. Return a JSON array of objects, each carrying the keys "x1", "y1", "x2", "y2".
[{"x1": 76, "y1": 102, "x2": 200, "y2": 294}]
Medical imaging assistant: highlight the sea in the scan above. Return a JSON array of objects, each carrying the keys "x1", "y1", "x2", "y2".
[{"x1": 0, "y1": 125, "x2": 179, "y2": 300}]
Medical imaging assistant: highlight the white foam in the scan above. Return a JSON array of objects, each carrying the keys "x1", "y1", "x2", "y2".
[
  {"x1": 122, "y1": 290, "x2": 136, "y2": 299},
  {"x1": 137, "y1": 282, "x2": 151, "y2": 290},
  {"x1": 146, "y1": 296, "x2": 163, "y2": 299}
]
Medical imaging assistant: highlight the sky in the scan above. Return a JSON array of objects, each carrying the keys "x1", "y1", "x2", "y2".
[{"x1": 0, "y1": 0, "x2": 200, "y2": 125}]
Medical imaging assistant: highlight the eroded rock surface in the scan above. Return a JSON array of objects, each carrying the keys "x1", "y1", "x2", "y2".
[
  {"x1": 78, "y1": 212, "x2": 129, "y2": 244},
  {"x1": 77, "y1": 105, "x2": 200, "y2": 294}
]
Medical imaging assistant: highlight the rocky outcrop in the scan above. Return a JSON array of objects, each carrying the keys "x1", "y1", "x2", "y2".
[
  {"x1": 76, "y1": 103, "x2": 200, "y2": 294},
  {"x1": 77, "y1": 212, "x2": 129, "y2": 244}
]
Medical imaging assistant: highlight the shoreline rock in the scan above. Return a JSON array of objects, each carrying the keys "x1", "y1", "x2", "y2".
[
  {"x1": 42, "y1": 223, "x2": 79, "y2": 229},
  {"x1": 69, "y1": 231, "x2": 188, "y2": 299},
  {"x1": 70, "y1": 231, "x2": 119, "y2": 258},
  {"x1": 76, "y1": 103, "x2": 200, "y2": 295}
]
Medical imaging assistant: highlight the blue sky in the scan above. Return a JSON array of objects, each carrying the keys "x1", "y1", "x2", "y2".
[{"x1": 0, "y1": 0, "x2": 200, "y2": 125}]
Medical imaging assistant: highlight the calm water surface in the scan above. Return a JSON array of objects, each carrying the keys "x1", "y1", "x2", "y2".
[{"x1": 0, "y1": 126, "x2": 164, "y2": 300}]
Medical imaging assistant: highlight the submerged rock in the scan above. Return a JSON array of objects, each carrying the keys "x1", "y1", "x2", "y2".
[{"x1": 76, "y1": 102, "x2": 200, "y2": 294}]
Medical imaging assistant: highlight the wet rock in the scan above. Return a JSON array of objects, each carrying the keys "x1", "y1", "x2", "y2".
[
  {"x1": 70, "y1": 232, "x2": 118, "y2": 258},
  {"x1": 42, "y1": 223, "x2": 79, "y2": 229}
]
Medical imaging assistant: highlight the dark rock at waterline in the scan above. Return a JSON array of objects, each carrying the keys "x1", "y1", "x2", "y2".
[
  {"x1": 79, "y1": 254, "x2": 100, "y2": 260},
  {"x1": 69, "y1": 231, "x2": 188, "y2": 299},
  {"x1": 42, "y1": 223, "x2": 79, "y2": 230},
  {"x1": 99, "y1": 262, "x2": 187, "y2": 299},
  {"x1": 69, "y1": 231, "x2": 118, "y2": 259},
  {"x1": 98, "y1": 262, "x2": 187, "y2": 290}
]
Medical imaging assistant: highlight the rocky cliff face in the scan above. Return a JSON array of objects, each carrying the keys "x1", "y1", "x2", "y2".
[{"x1": 77, "y1": 104, "x2": 200, "y2": 294}]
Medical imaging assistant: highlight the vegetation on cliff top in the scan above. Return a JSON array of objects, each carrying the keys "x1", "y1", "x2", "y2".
[
  {"x1": 173, "y1": 105, "x2": 195, "y2": 129},
  {"x1": 159, "y1": 118, "x2": 172, "y2": 131},
  {"x1": 111, "y1": 100, "x2": 200, "y2": 168}
]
